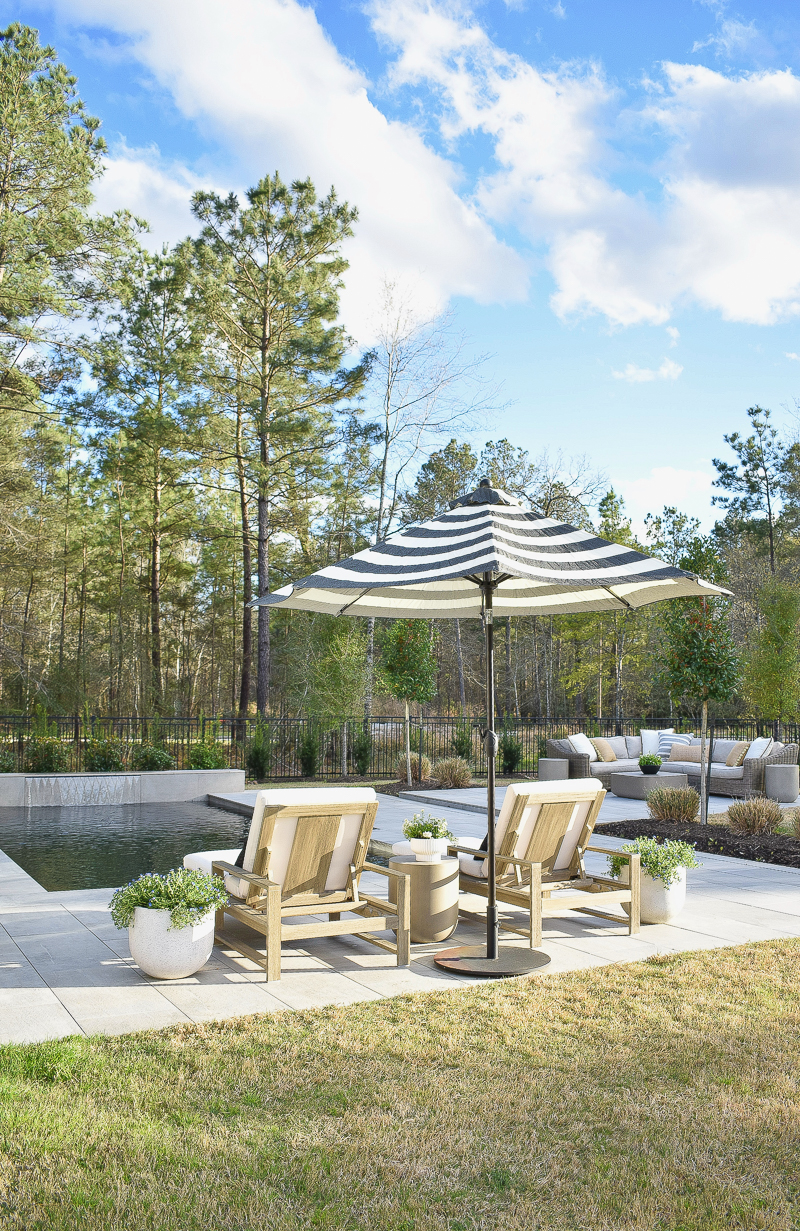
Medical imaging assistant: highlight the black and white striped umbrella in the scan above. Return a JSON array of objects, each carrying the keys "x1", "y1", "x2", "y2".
[
  {"x1": 251, "y1": 479, "x2": 728, "y2": 977},
  {"x1": 253, "y1": 480, "x2": 728, "y2": 618}
]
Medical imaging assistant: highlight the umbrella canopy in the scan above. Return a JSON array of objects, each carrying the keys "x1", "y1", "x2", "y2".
[
  {"x1": 251, "y1": 479, "x2": 729, "y2": 976},
  {"x1": 254, "y1": 481, "x2": 728, "y2": 618}
]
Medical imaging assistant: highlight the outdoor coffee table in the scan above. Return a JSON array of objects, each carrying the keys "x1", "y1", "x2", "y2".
[
  {"x1": 608, "y1": 771, "x2": 688, "y2": 799},
  {"x1": 388, "y1": 855, "x2": 459, "y2": 943}
]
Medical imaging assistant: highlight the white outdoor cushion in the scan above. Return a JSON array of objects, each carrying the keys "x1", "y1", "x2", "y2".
[
  {"x1": 641, "y1": 728, "x2": 672, "y2": 756},
  {"x1": 185, "y1": 788, "x2": 377, "y2": 900},
  {"x1": 710, "y1": 739, "x2": 738, "y2": 764},
  {"x1": 625, "y1": 736, "x2": 642, "y2": 758},
  {"x1": 660, "y1": 762, "x2": 695, "y2": 774},
  {"x1": 391, "y1": 840, "x2": 413, "y2": 856},
  {"x1": 568, "y1": 732, "x2": 597, "y2": 761},
  {"x1": 605, "y1": 736, "x2": 628, "y2": 759},
  {"x1": 184, "y1": 848, "x2": 240, "y2": 879},
  {"x1": 590, "y1": 759, "x2": 640, "y2": 776},
  {"x1": 708, "y1": 765, "x2": 745, "y2": 779},
  {"x1": 745, "y1": 737, "x2": 774, "y2": 760},
  {"x1": 458, "y1": 779, "x2": 603, "y2": 881}
]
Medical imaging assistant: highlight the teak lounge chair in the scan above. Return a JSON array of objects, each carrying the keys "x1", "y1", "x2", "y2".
[
  {"x1": 449, "y1": 779, "x2": 640, "y2": 946},
  {"x1": 184, "y1": 788, "x2": 410, "y2": 980}
]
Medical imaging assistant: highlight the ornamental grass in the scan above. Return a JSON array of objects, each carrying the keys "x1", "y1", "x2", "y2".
[
  {"x1": 645, "y1": 785, "x2": 700, "y2": 823},
  {"x1": 727, "y1": 796, "x2": 783, "y2": 835},
  {"x1": 431, "y1": 756, "x2": 472, "y2": 789}
]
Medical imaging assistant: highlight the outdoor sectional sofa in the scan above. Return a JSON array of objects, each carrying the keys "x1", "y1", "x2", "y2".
[{"x1": 545, "y1": 734, "x2": 799, "y2": 798}]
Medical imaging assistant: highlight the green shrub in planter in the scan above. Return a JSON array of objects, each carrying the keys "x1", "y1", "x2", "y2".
[
  {"x1": 499, "y1": 731, "x2": 523, "y2": 775},
  {"x1": 299, "y1": 729, "x2": 320, "y2": 777},
  {"x1": 109, "y1": 868, "x2": 229, "y2": 931},
  {"x1": 0, "y1": 745, "x2": 17, "y2": 773},
  {"x1": 639, "y1": 754, "x2": 662, "y2": 769},
  {"x1": 245, "y1": 719, "x2": 272, "y2": 780},
  {"x1": 188, "y1": 742, "x2": 227, "y2": 770},
  {"x1": 131, "y1": 743, "x2": 177, "y2": 771},
  {"x1": 608, "y1": 837, "x2": 700, "y2": 888},
  {"x1": 351, "y1": 728, "x2": 372, "y2": 776},
  {"x1": 24, "y1": 736, "x2": 69, "y2": 773},
  {"x1": 84, "y1": 737, "x2": 126, "y2": 772}
]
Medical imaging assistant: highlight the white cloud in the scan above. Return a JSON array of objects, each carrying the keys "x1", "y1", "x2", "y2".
[
  {"x1": 92, "y1": 143, "x2": 215, "y2": 248},
  {"x1": 612, "y1": 358, "x2": 683, "y2": 383},
  {"x1": 371, "y1": 2, "x2": 800, "y2": 327},
  {"x1": 615, "y1": 467, "x2": 716, "y2": 534},
  {"x1": 787, "y1": 353, "x2": 800, "y2": 361},
  {"x1": 692, "y1": 19, "x2": 762, "y2": 58},
  {"x1": 666, "y1": 326, "x2": 680, "y2": 346},
  {"x1": 51, "y1": 0, "x2": 526, "y2": 342}
]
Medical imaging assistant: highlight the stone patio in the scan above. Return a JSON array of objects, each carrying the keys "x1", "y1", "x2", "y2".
[{"x1": 2, "y1": 785, "x2": 800, "y2": 1043}]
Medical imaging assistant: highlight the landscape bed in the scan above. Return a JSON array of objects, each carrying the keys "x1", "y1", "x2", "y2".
[
  {"x1": 1, "y1": 940, "x2": 799, "y2": 1230},
  {"x1": 600, "y1": 818, "x2": 800, "y2": 868}
]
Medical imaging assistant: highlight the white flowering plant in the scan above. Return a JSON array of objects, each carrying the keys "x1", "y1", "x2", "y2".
[{"x1": 402, "y1": 811, "x2": 454, "y2": 841}]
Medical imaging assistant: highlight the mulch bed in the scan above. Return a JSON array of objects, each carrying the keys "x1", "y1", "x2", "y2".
[{"x1": 599, "y1": 819, "x2": 800, "y2": 869}]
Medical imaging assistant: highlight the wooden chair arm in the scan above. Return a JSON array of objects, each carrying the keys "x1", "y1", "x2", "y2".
[
  {"x1": 584, "y1": 845, "x2": 637, "y2": 860},
  {"x1": 362, "y1": 861, "x2": 411, "y2": 881},
  {"x1": 358, "y1": 891, "x2": 397, "y2": 914},
  {"x1": 447, "y1": 843, "x2": 539, "y2": 871},
  {"x1": 211, "y1": 861, "x2": 279, "y2": 890}
]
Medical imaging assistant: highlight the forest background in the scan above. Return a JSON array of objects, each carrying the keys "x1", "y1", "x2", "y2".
[{"x1": 4, "y1": 23, "x2": 800, "y2": 733}]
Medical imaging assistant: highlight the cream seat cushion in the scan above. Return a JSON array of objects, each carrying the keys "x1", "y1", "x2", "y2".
[
  {"x1": 456, "y1": 779, "x2": 603, "y2": 881},
  {"x1": 184, "y1": 788, "x2": 377, "y2": 900}
]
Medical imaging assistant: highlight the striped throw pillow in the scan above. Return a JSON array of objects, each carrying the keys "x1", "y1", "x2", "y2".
[{"x1": 657, "y1": 732, "x2": 692, "y2": 760}]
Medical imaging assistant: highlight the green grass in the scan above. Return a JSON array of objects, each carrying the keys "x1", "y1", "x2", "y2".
[{"x1": 2, "y1": 941, "x2": 800, "y2": 1229}]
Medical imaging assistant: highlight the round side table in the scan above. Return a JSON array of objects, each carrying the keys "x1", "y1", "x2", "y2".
[
  {"x1": 764, "y1": 763, "x2": 799, "y2": 803},
  {"x1": 388, "y1": 855, "x2": 459, "y2": 943}
]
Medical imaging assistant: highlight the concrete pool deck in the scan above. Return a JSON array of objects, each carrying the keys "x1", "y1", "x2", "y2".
[{"x1": 1, "y1": 786, "x2": 800, "y2": 1043}]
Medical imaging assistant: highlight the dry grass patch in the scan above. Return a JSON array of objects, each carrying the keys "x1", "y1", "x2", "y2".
[{"x1": 2, "y1": 941, "x2": 800, "y2": 1230}]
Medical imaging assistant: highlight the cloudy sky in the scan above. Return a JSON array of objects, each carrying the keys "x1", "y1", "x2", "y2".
[{"x1": 8, "y1": 0, "x2": 800, "y2": 530}]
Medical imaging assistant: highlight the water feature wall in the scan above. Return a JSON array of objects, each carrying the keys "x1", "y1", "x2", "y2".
[{"x1": 24, "y1": 775, "x2": 142, "y2": 807}]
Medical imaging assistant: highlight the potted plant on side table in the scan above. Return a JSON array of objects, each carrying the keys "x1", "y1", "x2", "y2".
[
  {"x1": 639, "y1": 753, "x2": 662, "y2": 776},
  {"x1": 608, "y1": 837, "x2": 700, "y2": 924},
  {"x1": 110, "y1": 868, "x2": 229, "y2": 979},
  {"x1": 403, "y1": 812, "x2": 454, "y2": 863}
]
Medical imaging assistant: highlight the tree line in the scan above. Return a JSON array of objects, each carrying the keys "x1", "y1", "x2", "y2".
[{"x1": 3, "y1": 23, "x2": 800, "y2": 728}]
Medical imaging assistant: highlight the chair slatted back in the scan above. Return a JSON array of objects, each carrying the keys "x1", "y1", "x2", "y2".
[
  {"x1": 245, "y1": 795, "x2": 378, "y2": 908},
  {"x1": 492, "y1": 783, "x2": 604, "y2": 886}
]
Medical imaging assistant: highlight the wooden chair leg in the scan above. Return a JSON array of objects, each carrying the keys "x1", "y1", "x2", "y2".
[
  {"x1": 265, "y1": 883, "x2": 282, "y2": 981},
  {"x1": 628, "y1": 853, "x2": 641, "y2": 935},
  {"x1": 328, "y1": 912, "x2": 340, "y2": 921},
  {"x1": 530, "y1": 863, "x2": 542, "y2": 948},
  {"x1": 395, "y1": 872, "x2": 410, "y2": 966}
]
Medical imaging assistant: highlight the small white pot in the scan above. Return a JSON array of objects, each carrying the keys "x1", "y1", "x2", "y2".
[
  {"x1": 128, "y1": 906, "x2": 215, "y2": 979},
  {"x1": 409, "y1": 837, "x2": 450, "y2": 863}
]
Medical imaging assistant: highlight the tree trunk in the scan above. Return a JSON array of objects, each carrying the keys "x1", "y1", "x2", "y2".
[
  {"x1": 150, "y1": 478, "x2": 163, "y2": 713},
  {"x1": 455, "y1": 619, "x2": 466, "y2": 716},
  {"x1": 237, "y1": 444, "x2": 252, "y2": 718},
  {"x1": 699, "y1": 694, "x2": 709, "y2": 826},
  {"x1": 405, "y1": 698, "x2": 412, "y2": 787},
  {"x1": 256, "y1": 484, "x2": 270, "y2": 715},
  {"x1": 364, "y1": 617, "x2": 374, "y2": 723},
  {"x1": 505, "y1": 616, "x2": 512, "y2": 718}
]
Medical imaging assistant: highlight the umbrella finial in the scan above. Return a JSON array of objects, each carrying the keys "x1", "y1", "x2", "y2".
[
  {"x1": 479, "y1": 477, "x2": 491, "y2": 487},
  {"x1": 450, "y1": 480, "x2": 522, "y2": 508}
]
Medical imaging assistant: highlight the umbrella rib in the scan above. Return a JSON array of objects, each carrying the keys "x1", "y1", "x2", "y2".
[
  {"x1": 336, "y1": 587, "x2": 375, "y2": 616},
  {"x1": 603, "y1": 586, "x2": 633, "y2": 609}
]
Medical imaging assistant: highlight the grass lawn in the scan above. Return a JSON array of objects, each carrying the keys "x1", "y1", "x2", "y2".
[{"x1": 2, "y1": 941, "x2": 800, "y2": 1230}]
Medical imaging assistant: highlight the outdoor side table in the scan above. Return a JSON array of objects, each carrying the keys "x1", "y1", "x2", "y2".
[
  {"x1": 608, "y1": 771, "x2": 688, "y2": 799},
  {"x1": 765, "y1": 763, "x2": 799, "y2": 803},
  {"x1": 388, "y1": 855, "x2": 459, "y2": 944},
  {"x1": 538, "y1": 758, "x2": 570, "y2": 781}
]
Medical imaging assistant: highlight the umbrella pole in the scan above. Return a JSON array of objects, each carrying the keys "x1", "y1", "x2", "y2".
[{"x1": 434, "y1": 574, "x2": 550, "y2": 979}]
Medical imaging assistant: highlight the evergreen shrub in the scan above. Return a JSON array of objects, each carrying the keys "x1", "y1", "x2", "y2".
[
  {"x1": 298, "y1": 729, "x2": 320, "y2": 777},
  {"x1": 131, "y1": 743, "x2": 176, "y2": 771},
  {"x1": 84, "y1": 737, "x2": 126, "y2": 772},
  {"x1": 351, "y1": 728, "x2": 372, "y2": 776}
]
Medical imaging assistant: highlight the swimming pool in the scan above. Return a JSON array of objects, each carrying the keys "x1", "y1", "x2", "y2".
[{"x1": 0, "y1": 802, "x2": 249, "y2": 891}]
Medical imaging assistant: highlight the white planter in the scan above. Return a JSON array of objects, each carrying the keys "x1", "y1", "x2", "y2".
[
  {"x1": 620, "y1": 865, "x2": 688, "y2": 924},
  {"x1": 409, "y1": 837, "x2": 450, "y2": 863},
  {"x1": 128, "y1": 906, "x2": 215, "y2": 979}
]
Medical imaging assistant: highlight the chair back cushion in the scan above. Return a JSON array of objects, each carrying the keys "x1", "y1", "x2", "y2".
[
  {"x1": 745, "y1": 737, "x2": 774, "y2": 760},
  {"x1": 471, "y1": 780, "x2": 604, "y2": 880},
  {"x1": 625, "y1": 735, "x2": 642, "y2": 758},
  {"x1": 658, "y1": 732, "x2": 691, "y2": 759},
  {"x1": 568, "y1": 733, "x2": 597, "y2": 761},
  {"x1": 590, "y1": 737, "x2": 617, "y2": 762},
  {"x1": 640, "y1": 728, "x2": 672, "y2": 756},
  {"x1": 234, "y1": 788, "x2": 377, "y2": 899}
]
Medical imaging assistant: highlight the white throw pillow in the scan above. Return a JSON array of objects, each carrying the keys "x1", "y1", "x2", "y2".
[
  {"x1": 640, "y1": 728, "x2": 672, "y2": 757},
  {"x1": 745, "y1": 736, "x2": 774, "y2": 760},
  {"x1": 568, "y1": 732, "x2": 598, "y2": 762}
]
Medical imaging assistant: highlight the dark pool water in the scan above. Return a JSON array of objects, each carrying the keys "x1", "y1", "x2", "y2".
[{"x1": 0, "y1": 803, "x2": 249, "y2": 891}]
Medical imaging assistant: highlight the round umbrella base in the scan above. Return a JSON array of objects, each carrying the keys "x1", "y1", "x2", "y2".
[{"x1": 434, "y1": 944, "x2": 551, "y2": 978}]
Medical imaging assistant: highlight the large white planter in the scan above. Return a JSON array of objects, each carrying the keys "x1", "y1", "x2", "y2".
[
  {"x1": 128, "y1": 906, "x2": 215, "y2": 979},
  {"x1": 640, "y1": 868, "x2": 687, "y2": 924},
  {"x1": 409, "y1": 837, "x2": 450, "y2": 863}
]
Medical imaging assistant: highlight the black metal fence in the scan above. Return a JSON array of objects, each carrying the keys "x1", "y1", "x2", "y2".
[{"x1": 0, "y1": 714, "x2": 793, "y2": 781}]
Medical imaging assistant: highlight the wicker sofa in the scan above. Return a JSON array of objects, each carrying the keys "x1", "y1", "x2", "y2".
[{"x1": 546, "y1": 734, "x2": 799, "y2": 799}]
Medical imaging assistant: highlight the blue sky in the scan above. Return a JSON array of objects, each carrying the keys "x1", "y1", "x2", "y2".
[{"x1": 8, "y1": 0, "x2": 800, "y2": 531}]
